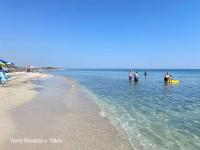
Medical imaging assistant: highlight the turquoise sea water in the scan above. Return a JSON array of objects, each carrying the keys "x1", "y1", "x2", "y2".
[{"x1": 52, "y1": 69, "x2": 200, "y2": 150}]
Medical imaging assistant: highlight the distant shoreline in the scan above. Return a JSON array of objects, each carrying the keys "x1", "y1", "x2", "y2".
[{"x1": 60, "y1": 68, "x2": 200, "y2": 70}]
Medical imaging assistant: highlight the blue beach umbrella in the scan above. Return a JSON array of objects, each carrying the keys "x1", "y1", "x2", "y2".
[
  {"x1": 0, "y1": 59, "x2": 14, "y2": 66},
  {"x1": 0, "y1": 59, "x2": 8, "y2": 64}
]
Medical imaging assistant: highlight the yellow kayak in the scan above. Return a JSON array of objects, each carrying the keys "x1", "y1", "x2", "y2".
[{"x1": 167, "y1": 80, "x2": 180, "y2": 84}]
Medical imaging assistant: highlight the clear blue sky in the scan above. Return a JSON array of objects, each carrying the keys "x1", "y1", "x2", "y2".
[{"x1": 0, "y1": 0, "x2": 200, "y2": 68}]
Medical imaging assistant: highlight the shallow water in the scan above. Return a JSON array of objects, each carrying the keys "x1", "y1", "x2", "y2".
[{"x1": 52, "y1": 69, "x2": 200, "y2": 150}]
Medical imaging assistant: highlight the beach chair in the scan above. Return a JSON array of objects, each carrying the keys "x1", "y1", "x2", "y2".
[{"x1": 0, "y1": 71, "x2": 7, "y2": 84}]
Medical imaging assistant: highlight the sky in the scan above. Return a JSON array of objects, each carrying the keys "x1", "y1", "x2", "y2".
[{"x1": 0, "y1": 0, "x2": 200, "y2": 69}]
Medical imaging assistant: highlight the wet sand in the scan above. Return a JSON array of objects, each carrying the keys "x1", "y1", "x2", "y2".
[{"x1": 2, "y1": 75, "x2": 133, "y2": 150}]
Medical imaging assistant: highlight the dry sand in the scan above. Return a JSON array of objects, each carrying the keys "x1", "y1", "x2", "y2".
[
  {"x1": 0, "y1": 72, "x2": 133, "y2": 150},
  {"x1": 0, "y1": 72, "x2": 51, "y2": 148}
]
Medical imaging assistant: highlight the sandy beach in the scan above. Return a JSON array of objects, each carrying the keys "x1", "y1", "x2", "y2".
[
  {"x1": 0, "y1": 72, "x2": 133, "y2": 150},
  {"x1": 0, "y1": 72, "x2": 51, "y2": 147}
]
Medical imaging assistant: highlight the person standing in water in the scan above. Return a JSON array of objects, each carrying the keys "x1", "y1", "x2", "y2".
[
  {"x1": 128, "y1": 70, "x2": 133, "y2": 81},
  {"x1": 134, "y1": 71, "x2": 139, "y2": 82},
  {"x1": 144, "y1": 71, "x2": 147, "y2": 77}
]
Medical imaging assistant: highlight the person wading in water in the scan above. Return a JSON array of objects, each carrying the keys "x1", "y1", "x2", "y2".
[{"x1": 128, "y1": 70, "x2": 133, "y2": 81}]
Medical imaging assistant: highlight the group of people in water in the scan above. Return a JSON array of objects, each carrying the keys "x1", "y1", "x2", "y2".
[
  {"x1": 128, "y1": 70, "x2": 146, "y2": 82},
  {"x1": 128, "y1": 70, "x2": 173, "y2": 82}
]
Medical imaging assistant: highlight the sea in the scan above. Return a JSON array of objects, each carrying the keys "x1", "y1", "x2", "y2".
[{"x1": 50, "y1": 69, "x2": 200, "y2": 150}]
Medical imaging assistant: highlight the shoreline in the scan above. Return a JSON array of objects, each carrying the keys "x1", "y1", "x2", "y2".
[{"x1": 0, "y1": 72, "x2": 133, "y2": 150}]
